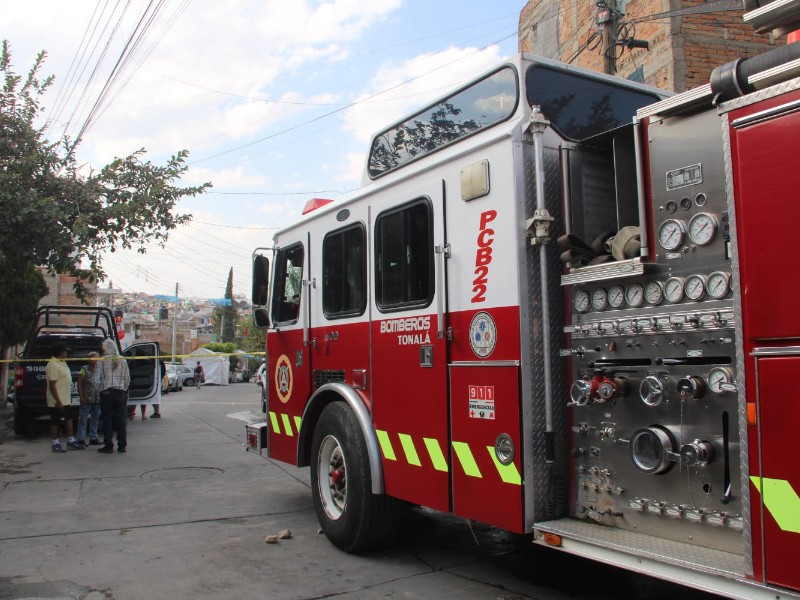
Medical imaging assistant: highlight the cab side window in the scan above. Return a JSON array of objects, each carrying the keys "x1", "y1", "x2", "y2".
[
  {"x1": 272, "y1": 243, "x2": 304, "y2": 325},
  {"x1": 323, "y1": 224, "x2": 366, "y2": 318},
  {"x1": 375, "y1": 199, "x2": 433, "y2": 311}
]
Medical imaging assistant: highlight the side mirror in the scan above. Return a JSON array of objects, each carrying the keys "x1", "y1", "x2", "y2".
[
  {"x1": 253, "y1": 307, "x2": 270, "y2": 329},
  {"x1": 252, "y1": 254, "x2": 270, "y2": 306}
]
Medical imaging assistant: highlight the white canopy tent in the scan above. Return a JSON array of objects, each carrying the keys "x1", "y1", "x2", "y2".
[{"x1": 183, "y1": 347, "x2": 229, "y2": 386}]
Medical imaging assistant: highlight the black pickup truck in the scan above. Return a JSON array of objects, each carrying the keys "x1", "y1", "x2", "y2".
[{"x1": 12, "y1": 305, "x2": 160, "y2": 435}]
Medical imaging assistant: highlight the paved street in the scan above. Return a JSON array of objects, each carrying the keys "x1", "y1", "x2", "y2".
[{"x1": 0, "y1": 382, "x2": 723, "y2": 600}]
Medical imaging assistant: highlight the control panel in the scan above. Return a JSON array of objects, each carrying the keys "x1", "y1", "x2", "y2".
[{"x1": 562, "y1": 109, "x2": 741, "y2": 553}]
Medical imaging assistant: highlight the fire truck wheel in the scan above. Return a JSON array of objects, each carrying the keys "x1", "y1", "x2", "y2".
[{"x1": 311, "y1": 402, "x2": 405, "y2": 552}]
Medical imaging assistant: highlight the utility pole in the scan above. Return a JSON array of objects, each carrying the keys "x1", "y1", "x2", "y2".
[
  {"x1": 171, "y1": 283, "x2": 178, "y2": 362},
  {"x1": 599, "y1": 0, "x2": 618, "y2": 75}
]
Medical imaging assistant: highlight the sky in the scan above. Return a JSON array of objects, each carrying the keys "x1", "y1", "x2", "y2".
[{"x1": 5, "y1": 1, "x2": 523, "y2": 302}]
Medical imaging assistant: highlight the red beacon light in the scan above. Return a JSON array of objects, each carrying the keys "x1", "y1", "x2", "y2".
[{"x1": 302, "y1": 197, "x2": 334, "y2": 215}]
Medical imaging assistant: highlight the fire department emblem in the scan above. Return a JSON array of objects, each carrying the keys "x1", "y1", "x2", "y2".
[
  {"x1": 468, "y1": 311, "x2": 497, "y2": 358},
  {"x1": 275, "y1": 354, "x2": 293, "y2": 404}
]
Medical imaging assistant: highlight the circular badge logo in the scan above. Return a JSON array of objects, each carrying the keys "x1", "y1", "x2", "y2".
[
  {"x1": 468, "y1": 311, "x2": 497, "y2": 358},
  {"x1": 274, "y1": 354, "x2": 293, "y2": 404}
]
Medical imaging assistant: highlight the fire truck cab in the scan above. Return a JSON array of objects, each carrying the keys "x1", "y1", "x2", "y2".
[{"x1": 252, "y1": 7, "x2": 800, "y2": 595}]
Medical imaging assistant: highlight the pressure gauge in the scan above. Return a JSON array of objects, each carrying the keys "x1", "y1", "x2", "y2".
[
  {"x1": 591, "y1": 288, "x2": 608, "y2": 311},
  {"x1": 658, "y1": 219, "x2": 686, "y2": 251},
  {"x1": 574, "y1": 290, "x2": 590, "y2": 313},
  {"x1": 664, "y1": 277, "x2": 685, "y2": 303},
  {"x1": 608, "y1": 285, "x2": 625, "y2": 309},
  {"x1": 644, "y1": 281, "x2": 664, "y2": 305},
  {"x1": 707, "y1": 271, "x2": 731, "y2": 299},
  {"x1": 684, "y1": 274, "x2": 707, "y2": 301},
  {"x1": 688, "y1": 213, "x2": 718, "y2": 246},
  {"x1": 625, "y1": 283, "x2": 645, "y2": 307},
  {"x1": 708, "y1": 367, "x2": 734, "y2": 394}
]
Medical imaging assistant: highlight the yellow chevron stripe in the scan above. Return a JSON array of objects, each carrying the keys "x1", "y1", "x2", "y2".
[
  {"x1": 293, "y1": 415, "x2": 302, "y2": 434},
  {"x1": 423, "y1": 437, "x2": 448, "y2": 472},
  {"x1": 281, "y1": 413, "x2": 293, "y2": 437},
  {"x1": 398, "y1": 433, "x2": 421, "y2": 467},
  {"x1": 452, "y1": 441, "x2": 482, "y2": 478},
  {"x1": 376, "y1": 429, "x2": 397, "y2": 461},
  {"x1": 751, "y1": 476, "x2": 800, "y2": 533},
  {"x1": 486, "y1": 446, "x2": 522, "y2": 485},
  {"x1": 268, "y1": 411, "x2": 280, "y2": 433}
]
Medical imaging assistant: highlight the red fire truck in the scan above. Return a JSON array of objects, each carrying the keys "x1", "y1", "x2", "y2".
[{"x1": 249, "y1": 2, "x2": 800, "y2": 597}]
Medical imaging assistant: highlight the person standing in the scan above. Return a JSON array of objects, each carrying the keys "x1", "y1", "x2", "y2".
[
  {"x1": 194, "y1": 361, "x2": 204, "y2": 390},
  {"x1": 46, "y1": 342, "x2": 82, "y2": 452},
  {"x1": 151, "y1": 359, "x2": 164, "y2": 418},
  {"x1": 95, "y1": 338, "x2": 131, "y2": 454},
  {"x1": 76, "y1": 352, "x2": 102, "y2": 446}
]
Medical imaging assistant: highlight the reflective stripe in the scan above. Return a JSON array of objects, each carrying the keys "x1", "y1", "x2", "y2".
[
  {"x1": 751, "y1": 476, "x2": 800, "y2": 533},
  {"x1": 398, "y1": 433, "x2": 421, "y2": 466},
  {"x1": 424, "y1": 437, "x2": 448, "y2": 472},
  {"x1": 376, "y1": 429, "x2": 397, "y2": 461},
  {"x1": 453, "y1": 441, "x2": 482, "y2": 478},
  {"x1": 281, "y1": 413, "x2": 293, "y2": 437},
  {"x1": 486, "y1": 446, "x2": 522, "y2": 485},
  {"x1": 269, "y1": 411, "x2": 280, "y2": 433},
  {"x1": 293, "y1": 416, "x2": 302, "y2": 434}
]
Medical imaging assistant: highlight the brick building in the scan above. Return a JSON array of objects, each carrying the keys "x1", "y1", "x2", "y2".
[
  {"x1": 518, "y1": 0, "x2": 783, "y2": 92},
  {"x1": 38, "y1": 270, "x2": 98, "y2": 307}
]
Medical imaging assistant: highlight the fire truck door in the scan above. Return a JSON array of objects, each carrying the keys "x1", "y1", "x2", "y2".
[
  {"x1": 751, "y1": 353, "x2": 800, "y2": 591},
  {"x1": 266, "y1": 238, "x2": 311, "y2": 465},
  {"x1": 370, "y1": 182, "x2": 450, "y2": 513}
]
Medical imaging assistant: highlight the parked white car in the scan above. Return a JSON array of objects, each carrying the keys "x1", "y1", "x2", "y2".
[
  {"x1": 167, "y1": 362, "x2": 194, "y2": 388},
  {"x1": 256, "y1": 363, "x2": 267, "y2": 412}
]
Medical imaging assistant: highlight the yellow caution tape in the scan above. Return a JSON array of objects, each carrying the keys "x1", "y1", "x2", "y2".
[{"x1": 1, "y1": 351, "x2": 266, "y2": 364}]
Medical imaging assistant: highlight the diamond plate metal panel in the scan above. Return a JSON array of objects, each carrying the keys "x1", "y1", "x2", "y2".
[
  {"x1": 519, "y1": 142, "x2": 569, "y2": 527},
  {"x1": 720, "y1": 112, "x2": 754, "y2": 574},
  {"x1": 719, "y1": 77, "x2": 800, "y2": 113},
  {"x1": 535, "y1": 519, "x2": 746, "y2": 575}
]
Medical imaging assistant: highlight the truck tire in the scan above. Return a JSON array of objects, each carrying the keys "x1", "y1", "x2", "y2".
[
  {"x1": 310, "y1": 402, "x2": 405, "y2": 552},
  {"x1": 13, "y1": 405, "x2": 28, "y2": 436}
]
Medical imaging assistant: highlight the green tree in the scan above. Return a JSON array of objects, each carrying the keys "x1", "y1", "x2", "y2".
[
  {"x1": 240, "y1": 312, "x2": 266, "y2": 364},
  {"x1": 0, "y1": 41, "x2": 210, "y2": 355},
  {"x1": 212, "y1": 268, "x2": 239, "y2": 344}
]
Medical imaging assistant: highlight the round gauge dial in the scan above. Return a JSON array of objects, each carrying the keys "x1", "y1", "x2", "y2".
[
  {"x1": 574, "y1": 290, "x2": 590, "y2": 313},
  {"x1": 684, "y1": 274, "x2": 707, "y2": 301},
  {"x1": 707, "y1": 271, "x2": 731, "y2": 299},
  {"x1": 695, "y1": 193, "x2": 707, "y2": 207},
  {"x1": 664, "y1": 277, "x2": 685, "y2": 303},
  {"x1": 708, "y1": 367, "x2": 734, "y2": 394},
  {"x1": 644, "y1": 281, "x2": 664, "y2": 305},
  {"x1": 665, "y1": 201, "x2": 677, "y2": 214},
  {"x1": 658, "y1": 219, "x2": 686, "y2": 251},
  {"x1": 688, "y1": 212, "x2": 718, "y2": 246},
  {"x1": 608, "y1": 285, "x2": 625, "y2": 309},
  {"x1": 680, "y1": 197, "x2": 692, "y2": 210},
  {"x1": 625, "y1": 283, "x2": 645, "y2": 307},
  {"x1": 591, "y1": 288, "x2": 608, "y2": 311}
]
